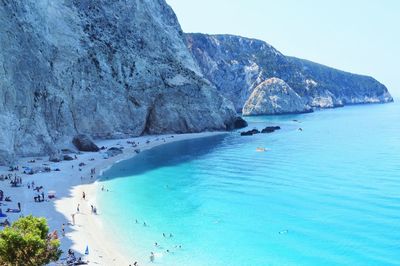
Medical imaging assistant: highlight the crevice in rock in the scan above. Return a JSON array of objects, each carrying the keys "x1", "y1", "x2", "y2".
[{"x1": 141, "y1": 104, "x2": 155, "y2": 136}]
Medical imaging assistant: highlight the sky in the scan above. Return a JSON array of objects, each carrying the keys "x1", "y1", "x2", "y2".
[{"x1": 166, "y1": 0, "x2": 399, "y2": 98}]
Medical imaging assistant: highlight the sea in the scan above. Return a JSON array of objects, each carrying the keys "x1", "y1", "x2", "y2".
[{"x1": 97, "y1": 101, "x2": 400, "y2": 266}]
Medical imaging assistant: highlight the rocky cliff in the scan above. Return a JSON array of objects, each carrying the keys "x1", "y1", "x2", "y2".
[
  {"x1": 0, "y1": 1, "x2": 239, "y2": 165},
  {"x1": 243, "y1": 78, "x2": 311, "y2": 115},
  {"x1": 186, "y1": 33, "x2": 393, "y2": 112}
]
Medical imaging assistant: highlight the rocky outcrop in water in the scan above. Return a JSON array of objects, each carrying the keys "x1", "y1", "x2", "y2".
[
  {"x1": 0, "y1": 1, "x2": 239, "y2": 165},
  {"x1": 186, "y1": 33, "x2": 393, "y2": 112},
  {"x1": 232, "y1": 117, "x2": 248, "y2": 128},
  {"x1": 243, "y1": 78, "x2": 311, "y2": 115},
  {"x1": 240, "y1": 129, "x2": 260, "y2": 136},
  {"x1": 261, "y1": 126, "x2": 281, "y2": 134}
]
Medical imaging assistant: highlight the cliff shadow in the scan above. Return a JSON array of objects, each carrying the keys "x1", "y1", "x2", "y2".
[{"x1": 98, "y1": 134, "x2": 228, "y2": 182}]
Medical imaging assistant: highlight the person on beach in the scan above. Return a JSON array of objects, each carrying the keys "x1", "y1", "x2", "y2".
[
  {"x1": 82, "y1": 191, "x2": 86, "y2": 200},
  {"x1": 150, "y1": 252, "x2": 155, "y2": 263},
  {"x1": 71, "y1": 213, "x2": 75, "y2": 225},
  {"x1": 77, "y1": 204, "x2": 80, "y2": 213},
  {"x1": 91, "y1": 205, "x2": 94, "y2": 213}
]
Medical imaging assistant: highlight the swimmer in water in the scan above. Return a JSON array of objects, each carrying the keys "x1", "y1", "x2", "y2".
[
  {"x1": 143, "y1": 222, "x2": 147, "y2": 227},
  {"x1": 150, "y1": 252, "x2": 155, "y2": 263}
]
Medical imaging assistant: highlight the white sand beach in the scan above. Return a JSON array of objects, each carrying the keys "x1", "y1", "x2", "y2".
[{"x1": 0, "y1": 132, "x2": 224, "y2": 265}]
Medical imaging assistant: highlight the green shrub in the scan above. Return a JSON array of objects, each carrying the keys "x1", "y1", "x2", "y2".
[{"x1": 0, "y1": 215, "x2": 62, "y2": 266}]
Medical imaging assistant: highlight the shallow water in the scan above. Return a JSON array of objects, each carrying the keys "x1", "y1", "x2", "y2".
[{"x1": 98, "y1": 102, "x2": 400, "y2": 266}]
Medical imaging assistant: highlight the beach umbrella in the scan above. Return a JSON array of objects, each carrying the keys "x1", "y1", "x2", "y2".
[{"x1": 85, "y1": 245, "x2": 89, "y2": 255}]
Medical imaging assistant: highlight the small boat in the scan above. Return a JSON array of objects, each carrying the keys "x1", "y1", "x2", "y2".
[{"x1": 256, "y1": 147, "x2": 267, "y2": 152}]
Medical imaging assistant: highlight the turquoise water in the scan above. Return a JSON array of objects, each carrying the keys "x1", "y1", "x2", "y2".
[{"x1": 98, "y1": 102, "x2": 400, "y2": 266}]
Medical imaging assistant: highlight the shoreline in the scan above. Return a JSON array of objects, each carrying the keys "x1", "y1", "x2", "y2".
[{"x1": 0, "y1": 131, "x2": 227, "y2": 265}]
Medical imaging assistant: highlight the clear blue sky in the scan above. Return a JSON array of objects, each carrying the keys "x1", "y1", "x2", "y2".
[{"x1": 166, "y1": 0, "x2": 399, "y2": 98}]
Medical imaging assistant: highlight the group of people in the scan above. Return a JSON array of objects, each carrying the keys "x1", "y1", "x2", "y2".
[
  {"x1": 10, "y1": 174, "x2": 23, "y2": 187},
  {"x1": 7, "y1": 166, "x2": 19, "y2": 172},
  {"x1": 2, "y1": 152, "x2": 110, "y2": 265},
  {"x1": 127, "y1": 140, "x2": 140, "y2": 148},
  {"x1": 65, "y1": 249, "x2": 88, "y2": 265},
  {"x1": 29, "y1": 181, "x2": 47, "y2": 202},
  {"x1": 0, "y1": 172, "x2": 23, "y2": 227},
  {"x1": 133, "y1": 218, "x2": 182, "y2": 264},
  {"x1": 0, "y1": 173, "x2": 13, "y2": 181}
]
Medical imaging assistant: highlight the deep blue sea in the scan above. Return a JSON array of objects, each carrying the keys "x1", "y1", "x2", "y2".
[{"x1": 98, "y1": 102, "x2": 400, "y2": 266}]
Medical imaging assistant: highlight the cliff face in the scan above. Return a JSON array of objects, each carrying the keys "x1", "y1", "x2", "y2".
[
  {"x1": 0, "y1": 0, "x2": 238, "y2": 164},
  {"x1": 243, "y1": 78, "x2": 311, "y2": 116},
  {"x1": 186, "y1": 33, "x2": 393, "y2": 112}
]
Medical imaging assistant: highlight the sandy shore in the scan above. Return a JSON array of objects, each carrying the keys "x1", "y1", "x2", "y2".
[{"x1": 0, "y1": 132, "x2": 225, "y2": 265}]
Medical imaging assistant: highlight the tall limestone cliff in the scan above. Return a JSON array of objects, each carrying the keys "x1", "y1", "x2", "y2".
[
  {"x1": 243, "y1": 78, "x2": 312, "y2": 116},
  {"x1": 0, "y1": 0, "x2": 238, "y2": 165},
  {"x1": 186, "y1": 33, "x2": 393, "y2": 113}
]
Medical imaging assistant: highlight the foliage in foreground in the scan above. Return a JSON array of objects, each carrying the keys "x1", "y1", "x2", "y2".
[{"x1": 0, "y1": 215, "x2": 62, "y2": 266}]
